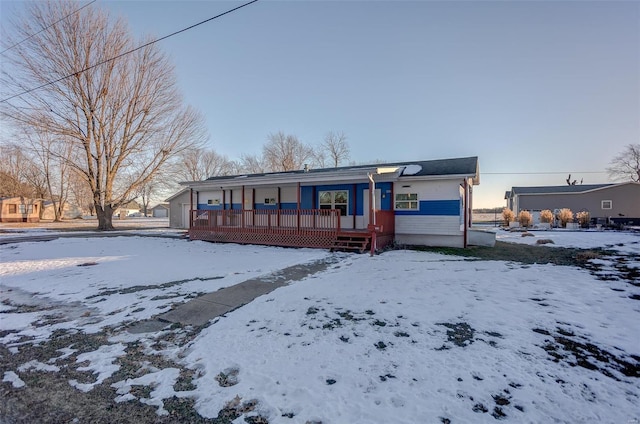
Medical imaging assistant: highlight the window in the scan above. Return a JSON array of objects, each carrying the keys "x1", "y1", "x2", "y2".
[
  {"x1": 601, "y1": 200, "x2": 612, "y2": 210},
  {"x1": 319, "y1": 190, "x2": 348, "y2": 216},
  {"x1": 8, "y1": 204, "x2": 17, "y2": 214},
  {"x1": 18, "y1": 205, "x2": 34, "y2": 214},
  {"x1": 395, "y1": 193, "x2": 418, "y2": 210},
  {"x1": 207, "y1": 199, "x2": 220, "y2": 205},
  {"x1": 264, "y1": 198, "x2": 276, "y2": 205}
]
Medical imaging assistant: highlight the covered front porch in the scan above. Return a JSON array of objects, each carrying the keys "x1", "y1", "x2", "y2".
[{"x1": 189, "y1": 208, "x2": 395, "y2": 253}]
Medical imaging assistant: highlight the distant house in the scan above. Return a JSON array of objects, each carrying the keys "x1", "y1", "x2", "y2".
[
  {"x1": 113, "y1": 201, "x2": 141, "y2": 218},
  {"x1": 41, "y1": 201, "x2": 82, "y2": 220},
  {"x1": 150, "y1": 203, "x2": 169, "y2": 218},
  {"x1": 505, "y1": 182, "x2": 640, "y2": 224},
  {"x1": 0, "y1": 197, "x2": 42, "y2": 223},
  {"x1": 170, "y1": 156, "x2": 492, "y2": 251}
]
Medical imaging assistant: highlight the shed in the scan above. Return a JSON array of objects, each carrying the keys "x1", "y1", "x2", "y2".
[{"x1": 150, "y1": 203, "x2": 169, "y2": 218}]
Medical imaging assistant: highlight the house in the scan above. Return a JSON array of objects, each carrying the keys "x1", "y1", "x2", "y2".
[
  {"x1": 113, "y1": 201, "x2": 141, "y2": 218},
  {"x1": 171, "y1": 156, "x2": 491, "y2": 251},
  {"x1": 505, "y1": 182, "x2": 640, "y2": 225},
  {"x1": 41, "y1": 201, "x2": 83, "y2": 220},
  {"x1": 0, "y1": 197, "x2": 42, "y2": 223},
  {"x1": 150, "y1": 203, "x2": 169, "y2": 218}
]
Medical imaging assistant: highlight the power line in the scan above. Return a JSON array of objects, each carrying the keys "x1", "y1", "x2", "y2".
[
  {"x1": 0, "y1": 0, "x2": 97, "y2": 55},
  {"x1": 483, "y1": 171, "x2": 607, "y2": 175},
  {"x1": 1, "y1": 0, "x2": 260, "y2": 103}
]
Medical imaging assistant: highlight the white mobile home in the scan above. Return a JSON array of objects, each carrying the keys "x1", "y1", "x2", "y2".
[{"x1": 172, "y1": 156, "x2": 487, "y2": 251}]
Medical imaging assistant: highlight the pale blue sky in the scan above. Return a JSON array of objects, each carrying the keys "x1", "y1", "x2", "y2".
[{"x1": 2, "y1": 0, "x2": 639, "y2": 207}]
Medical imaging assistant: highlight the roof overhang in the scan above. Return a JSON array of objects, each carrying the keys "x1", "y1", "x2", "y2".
[{"x1": 181, "y1": 166, "x2": 404, "y2": 190}]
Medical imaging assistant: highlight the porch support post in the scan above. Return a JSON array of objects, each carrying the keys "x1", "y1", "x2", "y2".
[
  {"x1": 297, "y1": 182, "x2": 301, "y2": 231},
  {"x1": 312, "y1": 186, "x2": 316, "y2": 229},
  {"x1": 189, "y1": 188, "x2": 193, "y2": 229},
  {"x1": 241, "y1": 185, "x2": 245, "y2": 228},
  {"x1": 352, "y1": 184, "x2": 357, "y2": 229},
  {"x1": 222, "y1": 190, "x2": 226, "y2": 211},
  {"x1": 277, "y1": 187, "x2": 281, "y2": 227}
]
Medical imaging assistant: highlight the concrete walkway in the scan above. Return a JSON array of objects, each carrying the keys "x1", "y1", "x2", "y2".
[{"x1": 127, "y1": 255, "x2": 339, "y2": 333}]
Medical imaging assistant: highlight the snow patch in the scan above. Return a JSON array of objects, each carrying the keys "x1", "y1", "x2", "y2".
[
  {"x1": 401, "y1": 164, "x2": 422, "y2": 175},
  {"x1": 3, "y1": 371, "x2": 25, "y2": 388}
]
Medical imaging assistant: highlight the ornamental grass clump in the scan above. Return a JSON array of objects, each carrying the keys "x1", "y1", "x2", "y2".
[
  {"x1": 557, "y1": 208, "x2": 574, "y2": 228},
  {"x1": 540, "y1": 209, "x2": 554, "y2": 224},
  {"x1": 517, "y1": 210, "x2": 533, "y2": 228},
  {"x1": 576, "y1": 211, "x2": 590, "y2": 228},
  {"x1": 502, "y1": 208, "x2": 515, "y2": 226}
]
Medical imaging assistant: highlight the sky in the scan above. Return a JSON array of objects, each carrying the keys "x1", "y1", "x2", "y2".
[{"x1": 1, "y1": 0, "x2": 639, "y2": 208}]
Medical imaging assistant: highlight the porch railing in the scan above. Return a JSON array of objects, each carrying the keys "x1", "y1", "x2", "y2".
[{"x1": 191, "y1": 208, "x2": 341, "y2": 235}]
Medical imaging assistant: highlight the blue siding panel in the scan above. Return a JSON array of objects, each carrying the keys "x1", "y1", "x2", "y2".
[
  {"x1": 300, "y1": 187, "x2": 313, "y2": 209},
  {"x1": 395, "y1": 200, "x2": 460, "y2": 216},
  {"x1": 280, "y1": 202, "x2": 298, "y2": 210},
  {"x1": 197, "y1": 204, "x2": 222, "y2": 210}
]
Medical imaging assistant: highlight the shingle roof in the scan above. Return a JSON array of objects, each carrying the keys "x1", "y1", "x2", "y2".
[
  {"x1": 202, "y1": 156, "x2": 478, "y2": 182},
  {"x1": 510, "y1": 184, "x2": 613, "y2": 195}
]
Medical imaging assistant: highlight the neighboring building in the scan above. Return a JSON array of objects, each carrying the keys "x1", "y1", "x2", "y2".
[
  {"x1": 505, "y1": 182, "x2": 640, "y2": 224},
  {"x1": 167, "y1": 188, "x2": 190, "y2": 229},
  {"x1": 113, "y1": 201, "x2": 141, "y2": 218},
  {"x1": 150, "y1": 203, "x2": 169, "y2": 218},
  {"x1": 0, "y1": 197, "x2": 42, "y2": 223},
  {"x1": 42, "y1": 201, "x2": 83, "y2": 220},
  {"x1": 171, "y1": 157, "x2": 490, "y2": 251}
]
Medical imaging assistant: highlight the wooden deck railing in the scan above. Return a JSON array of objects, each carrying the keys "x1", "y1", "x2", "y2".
[
  {"x1": 191, "y1": 208, "x2": 341, "y2": 235},
  {"x1": 190, "y1": 208, "x2": 396, "y2": 252}
]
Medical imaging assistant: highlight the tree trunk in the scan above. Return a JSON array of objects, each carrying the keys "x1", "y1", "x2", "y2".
[{"x1": 96, "y1": 204, "x2": 115, "y2": 230}]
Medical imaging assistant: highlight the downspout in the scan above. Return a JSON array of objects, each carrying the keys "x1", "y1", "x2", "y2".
[
  {"x1": 463, "y1": 179, "x2": 468, "y2": 248},
  {"x1": 367, "y1": 172, "x2": 376, "y2": 256}
]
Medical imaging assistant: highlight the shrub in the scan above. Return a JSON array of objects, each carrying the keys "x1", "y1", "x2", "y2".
[
  {"x1": 576, "y1": 211, "x2": 590, "y2": 228},
  {"x1": 517, "y1": 210, "x2": 533, "y2": 227},
  {"x1": 537, "y1": 239, "x2": 554, "y2": 245},
  {"x1": 502, "y1": 208, "x2": 515, "y2": 226},
  {"x1": 557, "y1": 208, "x2": 574, "y2": 228},
  {"x1": 540, "y1": 209, "x2": 554, "y2": 224}
]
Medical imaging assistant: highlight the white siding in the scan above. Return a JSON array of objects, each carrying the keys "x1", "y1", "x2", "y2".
[
  {"x1": 393, "y1": 179, "x2": 463, "y2": 238},
  {"x1": 395, "y1": 216, "x2": 462, "y2": 235},
  {"x1": 199, "y1": 190, "x2": 223, "y2": 206},
  {"x1": 280, "y1": 186, "x2": 298, "y2": 204},
  {"x1": 394, "y1": 179, "x2": 461, "y2": 201}
]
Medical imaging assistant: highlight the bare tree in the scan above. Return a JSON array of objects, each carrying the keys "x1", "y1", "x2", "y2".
[
  {"x1": 67, "y1": 170, "x2": 94, "y2": 216},
  {"x1": 321, "y1": 131, "x2": 350, "y2": 168},
  {"x1": 22, "y1": 129, "x2": 74, "y2": 221},
  {"x1": 1, "y1": 1, "x2": 207, "y2": 230},
  {"x1": 0, "y1": 143, "x2": 45, "y2": 199},
  {"x1": 607, "y1": 144, "x2": 640, "y2": 183},
  {"x1": 311, "y1": 148, "x2": 328, "y2": 169},
  {"x1": 239, "y1": 153, "x2": 267, "y2": 174},
  {"x1": 263, "y1": 131, "x2": 313, "y2": 172},
  {"x1": 177, "y1": 147, "x2": 234, "y2": 181}
]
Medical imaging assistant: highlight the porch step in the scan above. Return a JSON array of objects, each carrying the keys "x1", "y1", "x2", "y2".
[{"x1": 331, "y1": 235, "x2": 370, "y2": 253}]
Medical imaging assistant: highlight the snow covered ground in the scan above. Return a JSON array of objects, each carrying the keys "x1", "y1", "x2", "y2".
[{"x1": 1, "y1": 231, "x2": 639, "y2": 423}]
